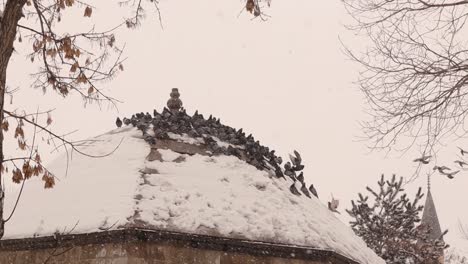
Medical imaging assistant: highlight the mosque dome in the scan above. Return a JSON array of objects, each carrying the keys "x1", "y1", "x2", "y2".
[{"x1": 3, "y1": 90, "x2": 384, "y2": 264}]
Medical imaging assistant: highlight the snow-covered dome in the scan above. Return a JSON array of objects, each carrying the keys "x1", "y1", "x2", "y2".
[{"x1": 4, "y1": 104, "x2": 384, "y2": 264}]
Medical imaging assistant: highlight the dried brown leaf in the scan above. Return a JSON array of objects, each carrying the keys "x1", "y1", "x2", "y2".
[
  {"x1": 47, "y1": 113, "x2": 53, "y2": 125},
  {"x1": 1, "y1": 120, "x2": 9, "y2": 132},
  {"x1": 84, "y1": 6, "x2": 92, "y2": 17},
  {"x1": 12, "y1": 169, "x2": 23, "y2": 184}
]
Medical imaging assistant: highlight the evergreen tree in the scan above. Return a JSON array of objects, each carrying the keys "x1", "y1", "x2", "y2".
[{"x1": 347, "y1": 175, "x2": 448, "y2": 264}]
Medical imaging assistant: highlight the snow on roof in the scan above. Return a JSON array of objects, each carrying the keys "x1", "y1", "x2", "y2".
[{"x1": 3, "y1": 127, "x2": 384, "y2": 264}]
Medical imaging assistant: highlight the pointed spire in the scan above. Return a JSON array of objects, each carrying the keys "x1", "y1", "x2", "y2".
[
  {"x1": 421, "y1": 175, "x2": 443, "y2": 241},
  {"x1": 427, "y1": 173, "x2": 431, "y2": 192}
]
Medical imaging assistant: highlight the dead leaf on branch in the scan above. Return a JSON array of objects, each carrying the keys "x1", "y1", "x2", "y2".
[
  {"x1": 33, "y1": 165, "x2": 44, "y2": 176},
  {"x1": 1, "y1": 120, "x2": 9, "y2": 132},
  {"x1": 12, "y1": 169, "x2": 23, "y2": 184},
  {"x1": 14, "y1": 126, "x2": 24, "y2": 139},
  {"x1": 70, "y1": 62, "x2": 79, "y2": 73},
  {"x1": 84, "y1": 6, "x2": 92, "y2": 17},
  {"x1": 18, "y1": 139, "x2": 27, "y2": 150},
  {"x1": 22, "y1": 161, "x2": 33, "y2": 179},
  {"x1": 42, "y1": 172, "x2": 55, "y2": 189},
  {"x1": 35, "y1": 153, "x2": 42, "y2": 164},
  {"x1": 47, "y1": 113, "x2": 53, "y2": 125},
  {"x1": 246, "y1": 0, "x2": 255, "y2": 13},
  {"x1": 108, "y1": 35, "x2": 116, "y2": 47},
  {"x1": 77, "y1": 73, "x2": 87, "y2": 84},
  {"x1": 46, "y1": 48, "x2": 57, "y2": 58}
]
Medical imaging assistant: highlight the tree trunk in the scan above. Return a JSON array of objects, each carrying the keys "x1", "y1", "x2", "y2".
[{"x1": 0, "y1": 0, "x2": 27, "y2": 239}]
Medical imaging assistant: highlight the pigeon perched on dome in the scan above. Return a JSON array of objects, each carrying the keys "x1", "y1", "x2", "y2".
[
  {"x1": 309, "y1": 184, "x2": 319, "y2": 198},
  {"x1": 115, "y1": 117, "x2": 122, "y2": 128},
  {"x1": 119, "y1": 89, "x2": 317, "y2": 200}
]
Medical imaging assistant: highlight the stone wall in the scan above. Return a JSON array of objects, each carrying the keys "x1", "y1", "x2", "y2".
[
  {"x1": 0, "y1": 229, "x2": 358, "y2": 264},
  {"x1": 0, "y1": 241, "x2": 332, "y2": 264}
]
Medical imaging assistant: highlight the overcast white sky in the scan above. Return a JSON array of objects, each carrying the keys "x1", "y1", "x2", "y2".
[{"x1": 4, "y1": 0, "x2": 468, "y2": 252}]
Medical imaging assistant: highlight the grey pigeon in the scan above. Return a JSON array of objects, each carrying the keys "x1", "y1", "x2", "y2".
[
  {"x1": 115, "y1": 117, "x2": 122, "y2": 128},
  {"x1": 123, "y1": 118, "x2": 131, "y2": 126},
  {"x1": 441, "y1": 170, "x2": 459, "y2": 179},
  {"x1": 289, "y1": 183, "x2": 301, "y2": 196},
  {"x1": 309, "y1": 184, "x2": 318, "y2": 198},
  {"x1": 328, "y1": 197, "x2": 340, "y2": 214},
  {"x1": 413, "y1": 155, "x2": 431, "y2": 164},
  {"x1": 300, "y1": 182, "x2": 311, "y2": 198},
  {"x1": 459, "y1": 147, "x2": 468, "y2": 156},
  {"x1": 433, "y1": 166, "x2": 451, "y2": 173},
  {"x1": 454, "y1": 160, "x2": 468, "y2": 168},
  {"x1": 297, "y1": 172, "x2": 304, "y2": 183}
]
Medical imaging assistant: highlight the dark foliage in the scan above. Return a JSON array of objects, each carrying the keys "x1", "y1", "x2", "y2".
[{"x1": 347, "y1": 175, "x2": 448, "y2": 264}]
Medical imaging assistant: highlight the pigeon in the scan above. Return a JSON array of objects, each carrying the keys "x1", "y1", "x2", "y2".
[
  {"x1": 144, "y1": 135, "x2": 156, "y2": 145},
  {"x1": 454, "y1": 160, "x2": 468, "y2": 168},
  {"x1": 328, "y1": 197, "x2": 340, "y2": 214},
  {"x1": 441, "y1": 170, "x2": 459, "y2": 179},
  {"x1": 284, "y1": 169, "x2": 296, "y2": 179},
  {"x1": 144, "y1": 112, "x2": 152, "y2": 122},
  {"x1": 296, "y1": 172, "x2": 304, "y2": 183},
  {"x1": 459, "y1": 147, "x2": 468, "y2": 156},
  {"x1": 275, "y1": 156, "x2": 283, "y2": 165},
  {"x1": 115, "y1": 117, "x2": 122, "y2": 128},
  {"x1": 289, "y1": 183, "x2": 301, "y2": 196},
  {"x1": 274, "y1": 167, "x2": 284, "y2": 178},
  {"x1": 122, "y1": 117, "x2": 131, "y2": 126},
  {"x1": 289, "y1": 150, "x2": 302, "y2": 166},
  {"x1": 433, "y1": 166, "x2": 451, "y2": 173},
  {"x1": 120, "y1": 100, "x2": 307, "y2": 183},
  {"x1": 413, "y1": 155, "x2": 432, "y2": 164},
  {"x1": 309, "y1": 184, "x2": 318, "y2": 198},
  {"x1": 300, "y1": 182, "x2": 311, "y2": 198}
]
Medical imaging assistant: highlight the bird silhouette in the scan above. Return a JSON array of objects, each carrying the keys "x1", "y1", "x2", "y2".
[
  {"x1": 454, "y1": 160, "x2": 468, "y2": 168},
  {"x1": 289, "y1": 183, "x2": 301, "y2": 196},
  {"x1": 433, "y1": 166, "x2": 451, "y2": 173},
  {"x1": 296, "y1": 172, "x2": 304, "y2": 183},
  {"x1": 308, "y1": 184, "x2": 318, "y2": 198},
  {"x1": 122, "y1": 117, "x2": 131, "y2": 126},
  {"x1": 121, "y1": 93, "x2": 313, "y2": 184},
  {"x1": 413, "y1": 155, "x2": 432, "y2": 164},
  {"x1": 300, "y1": 182, "x2": 311, "y2": 198},
  {"x1": 441, "y1": 170, "x2": 459, "y2": 179},
  {"x1": 328, "y1": 197, "x2": 340, "y2": 214},
  {"x1": 289, "y1": 150, "x2": 302, "y2": 166},
  {"x1": 458, "y1": 147, "x2": 468, "y2": 156},
  {"x1": 115, "y1": 117, "x2": 122, "y2": 128}
]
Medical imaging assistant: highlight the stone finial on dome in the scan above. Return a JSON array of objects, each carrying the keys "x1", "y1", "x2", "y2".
[{"x1": 167, "y1": 88, "x2": 183, "y2": 113}]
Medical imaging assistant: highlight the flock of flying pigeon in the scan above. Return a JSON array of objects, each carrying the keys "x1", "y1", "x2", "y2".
[
  {"x1": 113, "y1": 89, "x2": 334, "y2": 211},
  {"x1": 414, "y1": 147, "x2": 468, "y2": 179}
]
